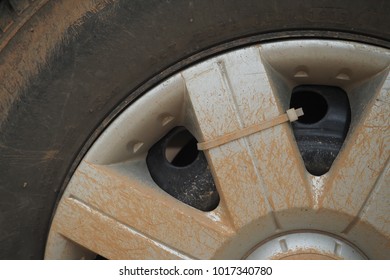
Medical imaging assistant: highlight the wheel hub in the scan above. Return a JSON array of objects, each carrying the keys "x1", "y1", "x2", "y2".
[{"x1": 246, "y1": 232, "x2": 366, "y2": 260}]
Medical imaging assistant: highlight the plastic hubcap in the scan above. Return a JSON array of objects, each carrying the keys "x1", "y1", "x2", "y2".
[{"x1": 246, "y1": 232, "x2": 366, "y2": 260}]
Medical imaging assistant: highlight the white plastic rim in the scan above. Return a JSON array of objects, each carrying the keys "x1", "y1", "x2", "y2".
[{"x1": 45, "y1": 39, "x2": 390, "y2": 260}]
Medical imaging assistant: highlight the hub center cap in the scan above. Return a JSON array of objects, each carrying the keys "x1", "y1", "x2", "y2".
[{"x1": 246, "y1": 232, "x2": 366, "y2": 260}]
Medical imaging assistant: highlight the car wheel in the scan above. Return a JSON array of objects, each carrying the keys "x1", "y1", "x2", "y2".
[{"x1": 0, "y1": 0, "x2": 389, "y2": 259}]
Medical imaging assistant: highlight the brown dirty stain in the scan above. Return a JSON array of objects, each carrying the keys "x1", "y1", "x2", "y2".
[
  {"x1": 0, "y1": 142, "x2": 60, "y2": 163},
  {"x1": 64, "y1": 161, "x2": 235, "y2": 258},
  {"x1": 201, "y1": 77, "x2": 313, "y2": 222},
  {"x1": 317, "y1": 87, "x2": 389, "y2": 209},
  {"x1": 320, "y1": 140, "x2": 386, "y2": 214},
  {"x1": 0, "y1": 0, "x2": 50, "y2": 51},
  {"x1": 272, "y1": 248, "x2": 342, "y2": 260},
  {"x1": 0, "y1": 0, "x2": 117, "y2": 127},
  {"x1": 251, "y1": 127, "x2": 312, "y2": 210},
  {"x1": 42, "y1": 149, "x2": 59, "y2": 161},
  {"x1": 215, "y1": 148, "x2": 255, "y2": 188},
  {"x1": 54, "y1": 198, "x2": 185, "y2": 260},
  {"x1": 342, "y1": 158, "x2": 389, "y2": 235},
  {"x1": 184, "y1": 66, "x2": 243, "y2": 140},
  {"x1": 266, "y1": 195, "x2": 277, "y2": 213},
  {"x1": 210, "y1": 144, "x2": 273, "y2": 230}
]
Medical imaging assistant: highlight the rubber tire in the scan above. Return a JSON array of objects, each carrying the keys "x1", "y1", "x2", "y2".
[{"x1": 0, "y1": 0, "x2": 389, "y2": 259}]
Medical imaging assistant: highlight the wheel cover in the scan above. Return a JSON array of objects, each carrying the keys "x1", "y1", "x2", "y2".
[{"x1": 45, "y1": 39, "x2": 390, "y2": 259}]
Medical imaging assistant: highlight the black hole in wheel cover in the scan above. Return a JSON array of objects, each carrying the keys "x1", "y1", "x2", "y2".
[
  {"x1": 290, "y1": 90, "x2": 328, "y2": 124},
  {"x1": 165, "y1": 128, "x2": 199, "y2": 167},
  {"x1": 290, "y1": 85, "x2": 351, "y2": 176},
  {"x1": 146, "y1": 127, "x2": 219, "y2": 211}
]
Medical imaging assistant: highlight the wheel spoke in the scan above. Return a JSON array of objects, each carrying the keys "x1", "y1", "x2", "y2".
[
  {"x1": 47, "y1": 196, "x2": 190, "y2": 259},
  {"x1": 319, "y1": 71, "x2": 390, "y2": 230},
  {"x1": 343, "y1": 159, "x2": 390, "y2": 259},
  {"x1": 182, "y1": 46, "x2": 312, "y2": 231},
  {"x1": 353, "y1": 159, "x2": 390, "y2": 234},
  {"x1": 48, "y1": 161, "x2": 234, "y2": 259}
]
